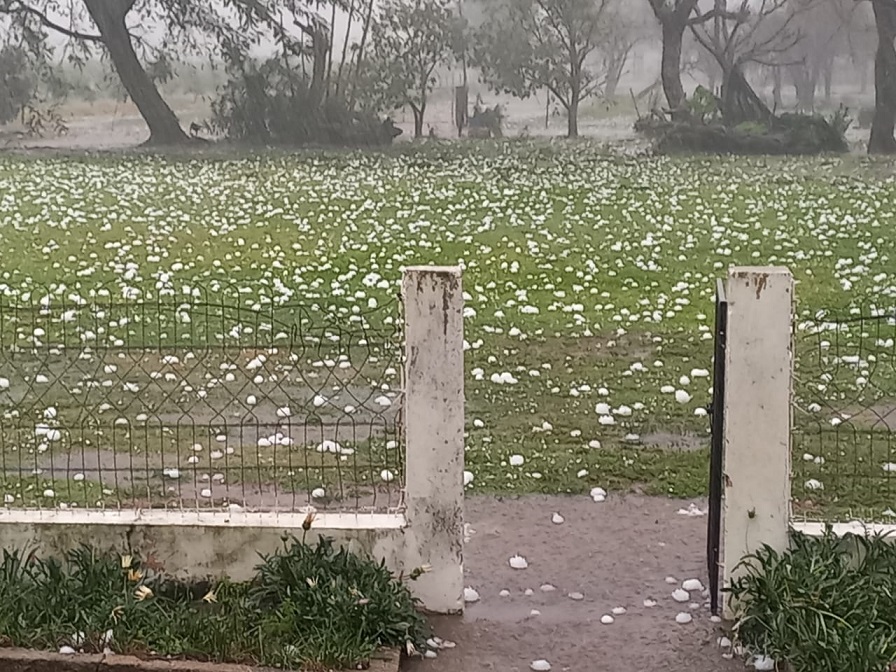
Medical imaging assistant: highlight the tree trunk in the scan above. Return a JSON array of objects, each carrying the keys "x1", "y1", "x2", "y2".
[
  {"x1": 567, "y1": 98, "x2": 579, "y2": 138},
  {"x1": 411, "y1": 103, "x2": 425, "y2": 138},
  {"x1": 772, "y1": 66, "x2": 782, "y2": 110},
  {"x1": 83, "y1": 0, "x2": 187, "y2": 145},
  {"x1": 870, "y1": 0, "x2": 896, "y2": 154},
  {"x1": 660, "y1": 19, "x2": 687, "y2": 119},
  {"x1": 822, "y1": 56, "x2": 833, "y2": 104}
]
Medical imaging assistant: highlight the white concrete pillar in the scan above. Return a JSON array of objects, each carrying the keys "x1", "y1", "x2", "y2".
[
  {"x1": 401, "y1": 266, "x2": 465, "y2": 614},
  {"x1": 722, "y1": 267, "x2": 794, "y2": 619}
]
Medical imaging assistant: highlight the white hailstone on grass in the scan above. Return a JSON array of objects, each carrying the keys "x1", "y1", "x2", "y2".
[
  {"x1": 675, "y1": 390, "x2": 692, "y2": 404},
  {"x1": 675, "y1": 612, "x2": 693, "y2": 624},
  {"x1": 751, "y1": 655, "x2": 775, "y2": 671},
  {"x1": 577, "y1": 469, "x2": 588, "y2": 478},
  {"x1": 831, "y1": 417, "x2": 843, "y2": 427},
  {"x1": 246, "y1": 395, "x2": 257, "y2": 406},
  {"x1": 660, "y1": 385, "x2": 675, "y2": 394},
  {"x1": 258, "y1": 437, "x2": 272, "y2": 448},
  {"x1": 311, "y1": 488, "x2": 326, "y2": 499},
  {"x1": 210, "y1": 451, "x2": 223, "y2": 460},
  {"x1": 464, "y1": 471, "x2": 475, "y2": 486},
  {"x1": 672, "y1": 589, "x2": 690, "y2": 602},
  {"x1": 375, "y1": 395, "x2": 392, "y2": 407},
  {"x1": 45, "y1": 429, "x2": 62, "y2": 442},
  {"x1": 0, "y1": 378, "x2": 8, "y2": 390},
  {"x1": 380, "y1": 470, "x2": 395, "y2": 483},
  {"x1": 682, "y1": 579, "x2": 704, "y2": 592},
  {"x1": 595, "y1": 403, "x2": 611, "y2": 415},
  {"x1": 200, "y1": 488, "x2": 212, "y2": 498},
  {"x1": 598, "y1": 416, "x2": 616, "y2": 426},
  {"x1": 691, "y1": 369, "x2": 710, "y2": 378},
  {"x1": 588, "y1": 440, "x2": 601, "y2": 449},
  {"x1": 805, "y1": 479, "x2": 824, "y2": 490},
  {"x1": 313, "y1": 395, "x2": 326, "y2": 408},
  {"x1": 677, "y1": 503, "x2": 706, "y2": 517},
  {"x1": 803, "y1": 453, "x2": 816, "y2": 462},
  {"x1": 192, "y1": 443, "x2": 203, "y2": 452},
  {"x1": 59, "y1": 646, "x2": 76, "y2": 655},
  {"x1": 473, "y1": 419, "x2": 485, "y2": 428},
  {"x1": 463, "y1": 587, "x2": 480, "y2": 603},
  {"x1": 509, "y1": 555, "x2": 528, "y2": 569},
  {"x1": 509, "y1": 454, "x2": 525, "y2": 467},
  {"x1": 529, "y1": 660, "x2": 551, "y2": 672},
  {"x1": 42, "y1": 489, "x2": 55, "y2": 498},
  {"x1": 73, "y1": 473, "x2": 85, "y2": 482},
  {"x1": 276, "y1": 406, "x2": 291, "y2": 418},
  {"x1": 694, "y1": 408, "x2": 708, "y2": 417},
  {"x1": 34, "y1": 424, "x2": 48, "y2": 436},
  {"x1": 600, "y1": 615, "x2": 615, "y2": 625},
  {"x1": 598, "y1": 387, "x2": 609, "y2": 396},
  {"x1": 808, "y1": 403, "x2": 822, "y2": 413},
  {"x1": 35, "y1": 374, "x2": 49, "y2": 384},
  {"x1": 590, "y1": 487, "x2": 607, "y2": 502},
  {"x1": 883, "y1": 463, "x2": 896, "y2": 473},
  {"x1": 616, "y1": 405, "x2": 632, "y2": 417},
  {"x1": 187, "y1": 456, "x2": 200, "y2": 465},
  {"x1": 552, "y1": 512, "x2": 565, "y2": 524},
  {"x1": 44, "y1": 407, "x2": 57, "y2": 420},
  {"x1": 163, "y1": 468, "x2": 180, "y2": 479}
]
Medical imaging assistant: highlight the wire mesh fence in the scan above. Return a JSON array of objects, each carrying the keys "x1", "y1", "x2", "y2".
[
  {"x1": 793, "y1": 307, "x2": 896, "y2": 522},
  {"x1": 0, "y1": 283, "x2": 405, "y2": 513}
]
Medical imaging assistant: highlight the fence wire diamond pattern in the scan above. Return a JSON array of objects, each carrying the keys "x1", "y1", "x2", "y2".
[
  {"x1": 0, "y1": 284, "x2": 405, "y2": 513},
  {"x1": 793, "y1": 308, "x2": 896, "y2": 522}
]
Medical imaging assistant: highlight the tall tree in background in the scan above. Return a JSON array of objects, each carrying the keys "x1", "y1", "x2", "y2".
[
  {"x1": 869, "y1": 0, "x2": 896, "y2": 153},
  {"x1": 0, "y1": 0, "x2": 250, "y2": 144},
  {"x1": 0, "y1": 0, "x2": 339, "y2": 145},
  {"x1": 473, "y1": 0, "x2": 610, "y2": 137},
  {"x1": 646, "y1": 0, "x2": 699, "y2": 119},
  {"x1": 361, "y1": 0, "x2": 460, "y2": 138},
  {"x1": 688, "y1": 0, "x2": 804, "y2": 124}
]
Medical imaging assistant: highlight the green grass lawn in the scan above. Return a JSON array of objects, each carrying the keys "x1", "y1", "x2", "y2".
[{"x1": 0, "y1": 143, "x2": 894, "y2": 518}]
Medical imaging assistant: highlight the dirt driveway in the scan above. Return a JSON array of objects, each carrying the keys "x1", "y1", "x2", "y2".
[{"x1": 408, "y1": 494, "x2": 742, "y2": 672}]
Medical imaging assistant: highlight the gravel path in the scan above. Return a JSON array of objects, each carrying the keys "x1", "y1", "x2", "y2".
[{"x1": 407, "y1": 494, "x2": 742, "y2": 672}]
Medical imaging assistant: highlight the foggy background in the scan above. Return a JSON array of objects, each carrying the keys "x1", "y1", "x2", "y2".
[{"x1": 0, "y1": 0, "x2": 880, "y2": 150}]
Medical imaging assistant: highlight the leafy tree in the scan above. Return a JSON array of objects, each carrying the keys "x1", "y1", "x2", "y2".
[
  {"x1": 0, "y1": 44, "x2": 36, "y2": 124},
  {"x1": 361, "y1": 0, "x2": 460, "y2": 138},
  {"x1": 472, "y1": 0, "x2": 611, "y2": 138},
  {"x1": 0, "y1": 0, "x2": 338, "y2": 145}
]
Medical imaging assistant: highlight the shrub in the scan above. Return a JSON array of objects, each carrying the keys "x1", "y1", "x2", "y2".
[
  {"x1": 0, "y1": 534, "x2": 429, "y2": 669},
  {"x1": 210, "y1": 58, "x2": 401, "y2": 147},
  {"x1": 726, "y1": 529, "x2": 896, "y2": 672}
]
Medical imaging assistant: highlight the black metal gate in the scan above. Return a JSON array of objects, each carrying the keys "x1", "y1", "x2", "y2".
[{"x1": 706, "y1": 279, "x2": 727, "y2": 616}]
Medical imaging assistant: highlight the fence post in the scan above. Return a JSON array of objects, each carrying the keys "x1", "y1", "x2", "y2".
[
  {"x1": 722, "y1": 267, "x2": 793, "y2": 619},
  {"x1": 402, "y1": 266, "x2": 465, "y2": 614}
]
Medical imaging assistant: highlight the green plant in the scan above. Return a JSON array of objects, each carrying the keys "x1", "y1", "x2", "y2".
[
  {"x1": 249, "y1": 534, "x2": 429, "y2": 667},
  {"x1": 0, "y1": 534, "x2": 428, "y2": 669},
  {"x1": 686, "y1": 85, "x2": 720, "y2": 123},
  {"x1": 726, "y1": 529, "x2": 896, "y2": 672}
]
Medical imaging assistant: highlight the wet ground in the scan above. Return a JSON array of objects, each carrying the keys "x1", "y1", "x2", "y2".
[{"x1": 407, "y1": 494, "x2": 740, "y2": 672}]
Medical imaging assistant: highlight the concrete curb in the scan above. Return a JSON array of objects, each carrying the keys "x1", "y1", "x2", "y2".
[{"x1": 0, "y1": 648, "x2": 400, "y2": 672}]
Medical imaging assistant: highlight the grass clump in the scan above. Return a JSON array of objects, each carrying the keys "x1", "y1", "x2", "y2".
[
  {"x1": 727, "y1": 529, "x2": 896, "y2": 672},
  {"x1": 0, "y1": 531, "x2": 428, "y2": 669}
]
